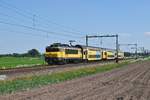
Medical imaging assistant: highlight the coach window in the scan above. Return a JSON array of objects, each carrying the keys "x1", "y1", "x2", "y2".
[{"x1": 84, "y1": 51, "x2": 87, "y2": 55}]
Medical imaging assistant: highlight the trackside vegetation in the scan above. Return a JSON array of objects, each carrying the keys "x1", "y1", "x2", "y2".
[{"x1": 0, "y1": 61, "x2": 130, "y2": 94}]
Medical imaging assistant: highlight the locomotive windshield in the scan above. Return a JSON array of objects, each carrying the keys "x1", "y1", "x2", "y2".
[{"x1": 46, "y1": 47, "x2": 60, "y2": 52}]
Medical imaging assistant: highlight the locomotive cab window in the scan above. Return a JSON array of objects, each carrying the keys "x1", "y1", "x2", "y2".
[
  {"x1": 65, "y1": 49, "x2": 78, "y2": 54},
  {"x1": 46, "y1": 48, "x2": 60, "y2": 52}
]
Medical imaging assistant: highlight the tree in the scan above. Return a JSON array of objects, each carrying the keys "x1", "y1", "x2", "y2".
[{"x1": 27, "y1": 49, "x2": 40, "y2": 57}]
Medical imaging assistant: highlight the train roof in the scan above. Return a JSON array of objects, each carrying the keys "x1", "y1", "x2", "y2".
[
  {"x1": 75, "y1": 45, "x2": 116, "y2": 51},
  {"x1": 47, "y1": 43, "x2": 81, "y2": 49},
  {"x1": 48, "y1": 43, "x2": 123, "y2": 52}
]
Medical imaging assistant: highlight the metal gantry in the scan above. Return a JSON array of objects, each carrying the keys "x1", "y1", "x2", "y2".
[
  {"x1": 118, "y1": 43, "x2": 138, "y2": 59},
  {"x1": 138, "y1": 47, "x2": 145, "y2": 58},
  {"x1": 85, "y1": 34, "x2": 119, "y2": 63}
]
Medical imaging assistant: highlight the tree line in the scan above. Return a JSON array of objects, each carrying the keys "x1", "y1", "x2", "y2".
[
  {"x1": 0, "y1": 49, "x2": 41, "y2": 57},
  {"x1": 124, "y1": 52, "x2": 150, "y2": 57}
]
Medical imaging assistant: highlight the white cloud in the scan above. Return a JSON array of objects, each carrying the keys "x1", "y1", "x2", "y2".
[{"x1": 145, "y1": 32, "x2": 150, "y2": 36}]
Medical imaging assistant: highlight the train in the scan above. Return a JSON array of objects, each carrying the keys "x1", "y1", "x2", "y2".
[{"x1": 44, "y1": 43, "x2": 124, "y2": 64}]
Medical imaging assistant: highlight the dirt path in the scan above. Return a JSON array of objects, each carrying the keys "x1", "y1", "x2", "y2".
[{"x1": 1, "y1": 60, "x2": 150, "y2": 100}]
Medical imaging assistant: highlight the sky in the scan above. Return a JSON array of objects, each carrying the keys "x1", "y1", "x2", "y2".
[{"x1": 0, "y1": 0, "x2": 150, "y2": 54}]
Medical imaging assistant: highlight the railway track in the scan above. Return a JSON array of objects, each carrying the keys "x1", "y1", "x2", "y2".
[
  {"x1": 0, "y1": 58, "x2": 137, "y2": 76},
  {"x1": 0, "y1": 60, "x2": 113, "y2": 75}
]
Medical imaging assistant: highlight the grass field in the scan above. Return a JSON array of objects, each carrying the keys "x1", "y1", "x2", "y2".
[
  {"x1": 0, "y1": 57, "x2": 45, "y2": 69},
  {"x1": 0, "y1": 61, "x2": 130, "y2": 94}
]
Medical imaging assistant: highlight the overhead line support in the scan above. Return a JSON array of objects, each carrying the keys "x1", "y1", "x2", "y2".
[
  {"x1": 119, "y1": 43, "x2": 138, "y2": 59},
  {"x1": 86, "y1": 34, "x2": 119, "y2": 63}
]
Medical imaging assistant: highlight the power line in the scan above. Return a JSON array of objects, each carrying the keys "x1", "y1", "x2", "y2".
[
  {"x1": 0, "y1": 29, "x2": 47, "y2": 38},
  {"x1": 0, "y1": 11, "x2": 84, "y2": 36},
  {"x1": 0, "y1": 2, "x2": 33, "y2": 19},
  {"x1": 0, "y1": 3, "x2": 84, "y2": 37},
  {"x1": 0, "y1": 20, "x2": 81, "y2": 38},
  {"x1": 0, "y1": 0, "x2": 84, "y2": 36},
  {"x1": 0, "y1": 28, "x2": 76, "y2": 40},
  {"x1": 0, "y1": 12, "x2": 34, "y2": 24}
]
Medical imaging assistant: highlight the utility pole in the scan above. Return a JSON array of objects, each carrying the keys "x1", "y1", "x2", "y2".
[
  {"x1": 139, "y1": 47, "x2": 145, "y2": 58},
  {"x1": 86, "y1": 35, "x2": 88, "y2": 61},
  {"x1": 135, "y1": 44, "x2": 138, "y2": 59},
  {"x1": 85, "y1": 34, "x2": 119, "y2": 63},
  {"x1": 116, "y1": 34, "x2": 119, "y2": 63}
]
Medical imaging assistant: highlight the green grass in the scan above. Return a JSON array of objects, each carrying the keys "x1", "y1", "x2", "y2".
[
  {"x1": 0, "y1": 61, "x2": 130, "y2": 94},
  {"x1": 0, "y1": 57, "x2": 44, "y2": 69}
]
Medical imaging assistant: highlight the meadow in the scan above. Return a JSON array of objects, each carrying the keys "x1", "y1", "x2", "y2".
[{"x1": 0, "y1": 57, "x2": 45, "y2": 69}]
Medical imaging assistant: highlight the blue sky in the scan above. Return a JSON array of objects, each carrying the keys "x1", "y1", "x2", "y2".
[{"x1": 0, "y1": 0, "x2": 150, "y2": 54}]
